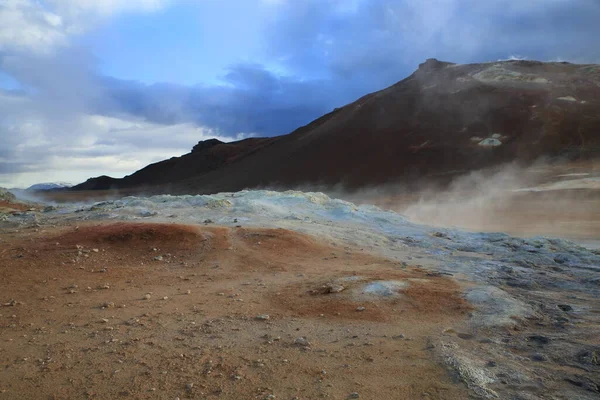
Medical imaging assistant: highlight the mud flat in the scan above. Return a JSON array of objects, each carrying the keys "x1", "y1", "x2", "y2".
[{"x1": 1, "y1": 190, "x2": 599, "y2": 399}]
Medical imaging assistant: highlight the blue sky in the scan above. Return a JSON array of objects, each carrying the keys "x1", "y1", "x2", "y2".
[{"x1": 1, "y1": 0, "x2": 599, "y2": 187}]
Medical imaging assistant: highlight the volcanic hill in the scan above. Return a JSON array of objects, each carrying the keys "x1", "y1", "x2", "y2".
[{"x1": 73, "y1": 59, "x2": 600, "y2": 194}]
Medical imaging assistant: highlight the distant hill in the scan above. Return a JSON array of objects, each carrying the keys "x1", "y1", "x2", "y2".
[
  {"x1": 73, "y1": 59, "x2": 600, "y2": 194},
  {"x1": 27, "y1": 182, "x2": 72, "y2": 191}
]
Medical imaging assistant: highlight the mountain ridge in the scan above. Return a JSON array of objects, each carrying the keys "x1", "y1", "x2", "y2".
[{"x1": 72, "y1": 59, "x2": 600, "y2": 194}]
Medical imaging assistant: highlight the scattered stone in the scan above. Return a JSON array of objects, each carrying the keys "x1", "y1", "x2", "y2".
[
  {"x1": 153, "y1": 255, "x2": 163, "y2": 261},
  {"x1": 576, "y1": 350, "x2": 600, "y2": 366},
  {"x1": 392, "y1": 334, "x2": 405, "y2": 340},
  {"x1": 255, "y1": 315, "x2": 270, "y2": 321},
  {"x1": 92, "y1": 248, "x2": 99, "y2": 253},
  {"x1": 528, "y1": 335, "x2": 550, "y2": 345},
  {"x1": 143, "y1": 294, "x2": 152, "y2": 300},
  {"x1": 486, "y1": 361, "x2": 497, "y2": 368},
  {"x1": 356, "y1": 306, "x2": 366, "y2": 312},
  {"x1": 185, "y1": 383, "x2": 194, "y2": 392},
  {"x1": 348, "y1": 393, "x2": 360, "y2": 399},
  {"x1": 531, "y1": 353, "x2": 548, "y2": 362},
  {"x1": 324, "y1": 282, "x2": 345, "y2": 293},
  {"x1": 294, "y1": 337, "x2": 310, "y2": 347},
  {"x1": 186, "y1": 290, "x2": 191, "y2": 295},
  {"x1": 102, "y1": 302, "x2": 115, "y2": 309},
  {"x1": 557, "y1": 304, "x2": 573, "y2": 312}
]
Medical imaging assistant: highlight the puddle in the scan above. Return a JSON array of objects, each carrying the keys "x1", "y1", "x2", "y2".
[{"x1": 362, "y1": 280, "x2": 408, "y2": 297}]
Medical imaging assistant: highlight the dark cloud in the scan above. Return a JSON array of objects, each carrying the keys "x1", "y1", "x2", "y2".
[
  {"x1": 89, "y1": 0, "x2": 600, "y2": 138},
  {"x1": 96, "y1": 64, "x2": 350, "y2": 137}
]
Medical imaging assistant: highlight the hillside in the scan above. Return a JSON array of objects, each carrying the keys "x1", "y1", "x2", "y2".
[{"x1": 73, "y1": 59, "x2": 600, "y2": 193}]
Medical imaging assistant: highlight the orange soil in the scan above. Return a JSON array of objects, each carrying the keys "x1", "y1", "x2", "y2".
[{"x1": 0, "y1": 222, "x2": 471, "y2": 399}]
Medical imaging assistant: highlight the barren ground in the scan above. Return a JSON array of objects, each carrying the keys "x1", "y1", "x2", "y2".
[{"x1": 0, "y1": 222, "x2": 471, "y2": 400}]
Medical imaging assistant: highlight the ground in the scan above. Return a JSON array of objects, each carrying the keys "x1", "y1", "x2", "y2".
[
  {"x1": 0, "y1": 222, "x2": 471, "y2": 400},
  {"x1": 1, "y1": 172, "x2": 599, "y2": 399}
]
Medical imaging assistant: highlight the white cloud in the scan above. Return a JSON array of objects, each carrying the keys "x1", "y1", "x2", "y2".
[
  {"x1": 0, "y1": 102, "x2": 232, "y2": 188},
  {"x1": 0, "y1": 0, "x2": 171, "y2": 54}
]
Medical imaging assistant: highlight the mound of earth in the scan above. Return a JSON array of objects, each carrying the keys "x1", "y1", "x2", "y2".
[
  {"x1": 0, "y1": 222, "x2": 470, "y2": 399},
  {"x1": 71, "y1": 59, "x2": 600, "y2": 194}
]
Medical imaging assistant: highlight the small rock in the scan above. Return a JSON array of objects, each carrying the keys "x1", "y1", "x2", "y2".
[
  {"x1": 103, "y1": 302, "x2": 115, "y2": 309},
  {"x1": 531, "y1": 353, "x2": 548, "y2": 362},
  {"x1": 3, "y1": 299, "x2": 17, "y2": 307},
  {"x1": 153, "y1": 255, "x2": 163, "y2": 261},
  {"x1": 255, "y1": 315, "x2": 270, "y2": 321},
  {"x1": 528, "y1": 335, "x2": 550, "y2": 345},
  {"x1": 324, "y1": 282, "x2": 345, "y2": 293},
  {"x1": 356, "y1": 307, "x2": 366, "y2": 312},
  {"x1": 185, "y1": 383, "x2": 194, "y2": 392},
  {"x1": 348, "y1": 393, "x2": 360, "y2": 399},
  {"x1": 557, "y1": 304, "x2": 573, "y2": 312},
  {"x1": 392, "y1": 334, "x2": 405, "y2": 340},
  {"x1": 144, "y1": 294, "x2": 152, "y2": 300},
  {"x1": 294, "y1": 337, "x2": 310, "y2": 347},
  {"x1": 486, "y1": 361, "x2": 497, "y2": 367}
]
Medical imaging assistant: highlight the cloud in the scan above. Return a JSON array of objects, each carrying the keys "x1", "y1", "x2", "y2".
[
  {"x1": 266, "y1": 0, "x2": 600, "y2": 83},
  {"x1": 1, "y1": 0, "x2": 600, "y2": 188},
  {"x1": 0, "y1": 106, "x2": 233, "y2": 187},
  {"x1": 0, "y1": 0, "x2": 170, "y2": 54}
]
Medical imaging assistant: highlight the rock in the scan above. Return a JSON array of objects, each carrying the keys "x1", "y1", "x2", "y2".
[
  {"x1": 531, "y1": 353, "x2": 548, "y2": 362},
  {"x1": 153, "y1": 255, "x2": 163, "y2": 261},
  {"x1": 348, "y1": 392, "x2": 360, "y2": 399},
  {"x1": 3, "y1": 299, "x2": 17, "y2": 307},
  {"x1": 478, "y1": 138, "x2": 502, "y2": 147},
  {"x1": 557, "y1": 304, "x2": 573, "y2": 312},
  {"x1": 527, "y1": 335, "x2": 550, "y2": 345},
  {"x1": 392, "y1": 334, "x2": 405, "y2": 340},
  {"x1": 324, "y1": 282, "x2": 345, "y2": 293},
  {"x1": 577, "y1": 350, "x2": 600, "y2": 366},
  {"x1": 185, "y1": 383, "x2": 194, "y2": 392},
  {"x1": 255, "y1": 315, "x2": 270, "y2": 321},
  {"x1": 356, "y1": 306, "x2": 366, "y2": 312},
  {"x1": 294, "y1": 337, "x2": 310, "y2": 347},
  {"x1": 102, "y1": 302, "x2": 115, "y2": 309},
  {"x1": 144, "y1": 294, "x2": 151, "y2": 300}
]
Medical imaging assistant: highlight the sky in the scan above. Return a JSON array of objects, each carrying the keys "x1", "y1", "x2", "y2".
[{"x1": 1, "y1": 0, "x2": 599, "y2": 188}]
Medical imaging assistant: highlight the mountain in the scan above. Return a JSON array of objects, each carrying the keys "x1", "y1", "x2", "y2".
[
  {"x1": 73, "y1": 59, "x2": 600, "y2": 193},
  {"x1": 27, "y1": 182, "x2": 72, "y2": 191}
]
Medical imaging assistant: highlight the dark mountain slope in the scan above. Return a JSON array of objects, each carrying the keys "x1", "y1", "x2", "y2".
[{"x1": 74, "y1": 59, "x2": 600, "y2": 193}]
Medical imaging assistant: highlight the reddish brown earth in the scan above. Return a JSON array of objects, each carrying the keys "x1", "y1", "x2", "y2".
[{"x1": 0, "y1": 222, "x2": 472, "y2": 400}]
